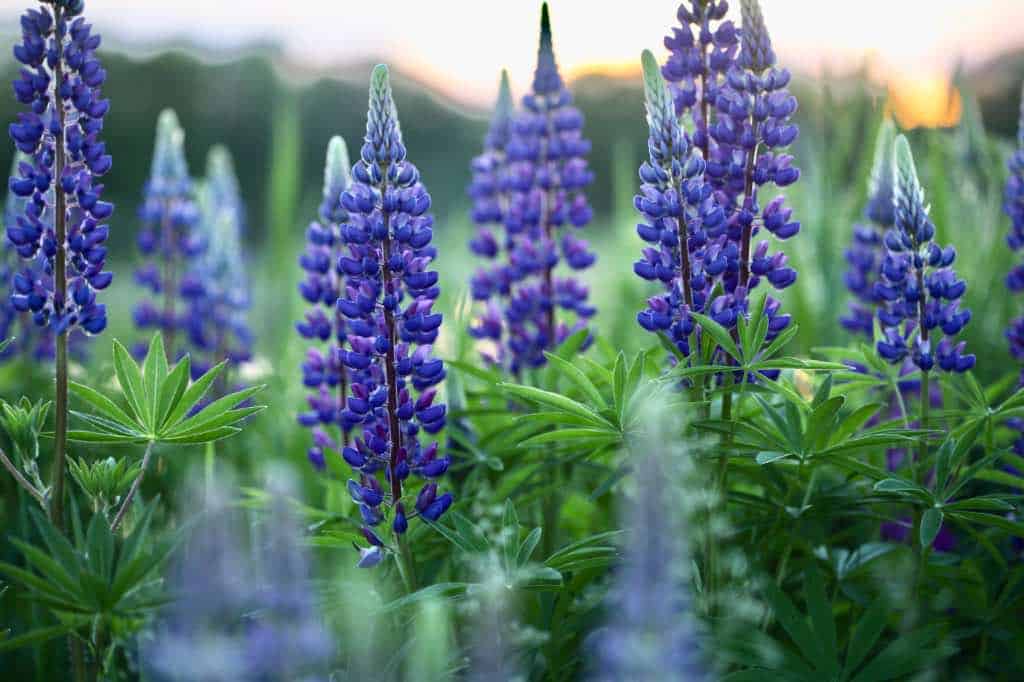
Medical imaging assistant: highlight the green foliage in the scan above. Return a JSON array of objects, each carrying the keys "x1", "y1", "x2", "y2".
[
  {"x1": 68, "y1": 457, "x2": 140, "y2": 513},
  {"x1": 0, "y1": 501, "x2": 180, "y2": 655},
  {"x1": 0, "y1": 397, "x2": 50, "y2": 464},
  {"x1": 67, "y1": 334, "x2": 265, "y2": 445}
]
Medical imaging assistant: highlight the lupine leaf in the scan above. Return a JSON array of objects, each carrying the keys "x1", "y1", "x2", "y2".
[
  {"x1": 156, "y1": 355, "x2": 192, "y2": 430},
  {"x1": 112, "y1": 340, "x2": 148, "y2": 428},
  {"x1": 499, "y1": 384, "x2": 614, "y2": 430},
  {"x1": 68, "y1": 381, "x2": 137, "y2": 430},
  {"x1": 160, "y1": 360, "x2": 227, "y2": 429},
  {"x1": 919, "y1": 508, "x2": 944, "y2": 547},
  {"x1": 844, "y1": 598, "x2": 889, "y2": 675},
  {"x1": 690, "y1": 312, "x2": 741, "y2": 361},
  {"x1": 140, "y1": 333, "x2": 168, "y2": 428},
  {"x1": 542, "y1": 351, "x2": 606, "y2": 408}
]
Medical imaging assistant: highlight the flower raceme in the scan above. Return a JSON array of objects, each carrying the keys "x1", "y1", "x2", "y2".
[
  {"x1": 1005, "y1": 85, "x2": 1024, "y2": 364},
  {"x1": 8, "y1": 0, "x2": 113, "y2": 336},
  {"x1": 840, "y1": 118, "x2": 898, "y2": 338},
  {"x1": 643, "y1": 0, "x2": 798, "y2": 360},
  {"x1": 335, "y1": 65, "x2": 451, "y2": 566},
  {"x1": 297, "y1": 136, "x2": 354, "y2": 470},
  {"x1": 133, "y1": 109, "x2": 201, "y2": 359},
  {"x1": 468, "y1": 3, "x2": 596, "y2": 374},
  {"x1": 185, "y1": 146, "x2": 253, "y2": 377},
  {"x1": 875, "y1": 136, "x2": 974, "y2": 373}
]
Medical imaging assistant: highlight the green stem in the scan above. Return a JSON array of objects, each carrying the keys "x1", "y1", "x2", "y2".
[
  {"x1": 204, "y1": 441, "x2": 215, "y2": 499},
  {"x1": 0, "y1": 448, "x2": 47, "y2": 509},
  {"x1": 50, "y1": 0, "x2": 68, "y2": 532},
  {"x1": 396, "y1": 534, "x2": 418, "y2": 594},
  {"x1": 110, "y1": 441, "x2": 155, "y2": 532}
]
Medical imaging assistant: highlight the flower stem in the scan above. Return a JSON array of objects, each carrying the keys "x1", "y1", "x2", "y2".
[
  {"x1": 110, "y1": 441, "x2": 155, "y2": 532},
  {"x1": 0, "y1": 448, "x2": 47, "y2": 509},
  {"x1": 50, "y1": 1, "x2": 68, "y2": 533},
  {"x1": 396, "y1": 534, "x2": 418, "y2": 594}
]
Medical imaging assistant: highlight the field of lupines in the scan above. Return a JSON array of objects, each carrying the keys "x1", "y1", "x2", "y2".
[{"x1": 1, "y1": 0, "x2": 1024, "y2": 679}]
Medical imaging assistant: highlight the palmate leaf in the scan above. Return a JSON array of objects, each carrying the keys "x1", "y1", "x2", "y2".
[{"x1": 68, "y1": 332, "x2": 265, "y2": 445}]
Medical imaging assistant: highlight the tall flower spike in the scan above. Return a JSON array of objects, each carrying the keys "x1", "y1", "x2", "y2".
[
  {"x1": 133, "y1": 109, "x2": 201, "y2": 359},
  {"x1": 7, "y1": 0, "x2": 113, "y2": 336},
  {"x1": 840, "y1": 117, "x2": 898, "y2": 337},
  {"x1": 875, "y1": 136, "x2": 974, "y2": 373},
  {"x1": 634, "y1": 49, "x2": 724, "y2": 357},
  {"x1": 467, "y1": 71, "x2": 515, "y2": 366},
  {"x1": 661, "y1": 0, "x2": 739, "y2": 164},
  {"x1": 186, "y1": 146, "x2": 252, "y2": 379},
  {"x1": 297, "y1": 135, "x2": 354, "y2": 471},
  {"x1": 1004, "y1": 84, "x2": 1024, "y2": 454},
  {"x1": 498, "y1": 3, "x2": 596, "y2": 372},
  {"x1": 8, "y1": 0, "x2": 112, "y2": 527},
  {"x1": 703, "y1": 0, "x2": 799, "y2": 341},
  {"x1": 337, "y1": 65, "x2": 451, "y2": 565}
]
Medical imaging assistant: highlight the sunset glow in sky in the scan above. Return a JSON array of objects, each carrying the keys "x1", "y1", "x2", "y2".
[{"x1": 1, "y1": 0, "x2": 1022, "y2": 111}]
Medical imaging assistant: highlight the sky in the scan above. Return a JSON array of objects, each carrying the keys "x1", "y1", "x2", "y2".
[{"x1": 1, "y1": 0, "x2": 1023, "y2": 107}]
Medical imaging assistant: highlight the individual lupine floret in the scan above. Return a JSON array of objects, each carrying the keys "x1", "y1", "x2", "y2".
[
  {"x1": 499, "y1": 3, "x2": 596, "y2": 372},
  {"x1": 706, "y1": 0, "x2": 799, "y2": 333},
  {"x1": 336, "y1": 65, "x2": 451, "y2": 566},
  {"x1": 184, "y1": 146, "x2": 253, "y2": 378},
  {"x1": 875, "y1": 136, "x2": 974, "y2": 373},
  {"x1": 133, "y1": 109, "x2": 201, "y2": 359},
  {"x1": 661, "y1": 1, "x2": 740, "y2": 178},
  {"x1": 8, "y1": 0, "x2": 113, "y2": 337},
  {"x1": 297, "y1": 136, "x2": 354, "y2": 471},
  {"x1": 634, "y1": 49, "x2": 725, "y2": 357},
  {"x1": 840, "y1": 118, "x2": 898, "y2": 337},
  {"x1": 467, "y1": 71, "x2": 516, "y2": 366}
]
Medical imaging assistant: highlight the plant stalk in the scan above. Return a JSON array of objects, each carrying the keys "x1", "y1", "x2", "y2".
[
  {"x1": 0, "y1": 448, "x2": 47, "y2": 509},
  {"x1": 110, "y1": 441, "x2": 155, "y2": 532},
  {"x1": 50, "y1": 1, "x2": 68, "y2": 531}
]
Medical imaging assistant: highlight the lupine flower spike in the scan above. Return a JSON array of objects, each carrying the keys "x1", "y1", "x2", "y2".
[
  {"x1": 467, "y1": 71, "x2": 515, "y2": 366},
  {"x1": 471, "y1": 3, "x2": 596, "y2": 373},
  {"x1": 187, "y1": 146, "x2": 253, "y2": 379},
  {"x1": 840, "y1": 117, "x2": 898, "y2": 337},
  {"x1": 338, "y1": 65, "x2": 451, "y2": 567},
  {"x1": 1005, "y1": 84, "x2": 1024, "y2": 369},
  {"x1": 875, "y1": 136, "x2": 974, "y2": 373},
  {"x1": 649, "y1": 0, "x2": 799, "y2": 363},
  {"x1": 297, "y1": 136, "x2": 354, "y2": 471},
  {"x1": 8, "y1": 0, "x2": 113, "y2": 525},
  {"x1": 133, "y1": 109, "x2": 200, "y2": 359},
  {"x1": 634, "y1": 49, "x2": 723, "y2": 357}
]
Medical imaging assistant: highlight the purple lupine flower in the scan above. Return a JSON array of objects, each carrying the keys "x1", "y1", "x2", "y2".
[
  {"x1": 467, "y1": 70, "x2": 516, "y2": 367},
  {"x1": 875, "y1": 135, "x2": 974, "y2": 373},
  {"x1": 840, "y1": 118, "x2": 897, "y2": 337},
  {"x1": 661, "y1": 1, "x2": 739, "y2": 182},
  {"x1": 589, "y1": 426, "x2": 707, "y2": 680},
  {"x1": 493, "y1": 3, "x2": 596, "y2": 372},
  {"x1": 8, "y1": 0, "x2": 113, "y2": 337},
  {"x1": 704, "y1": 0, "x2": 800, "y2": 333},
  {"x1": 297, "y1": 136, "x2": 353, "y2": 471},
  {"x1": 146, "y1": 476, "x2": 332, "y2": 680},
  {"x1": 184, "y1": 146, "x2": 253, "y2": 378},
  {"x1": 634, "y1": 49, "x2": 725, "y2": 357},
  {"x1": 133, "y1": 109, "x2": 201, "y2": 360},
  {"x1": 1004, "y1": 85, "x2": 1024, "y2": 454},
  {"x1": 337, "y1": 65, "x2": 451, "y2": 564}
]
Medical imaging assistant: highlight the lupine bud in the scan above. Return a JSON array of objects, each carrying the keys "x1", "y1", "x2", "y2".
[
  {"x1": 7, "y1": 0, "x2": 113, "y2": 336},
  {"x1": 338, "y1": 65, "x2": 451, "y2": 566},
  {"x1": 840, "y1": 118, "x2": 897, "y2": 337},
  {"x1": 187, "y1": 146, "x2": 253, "y2": 377},
  {"x1": 133, "y1": 109, "x2": 200, "y2": 360},
  {"x1": 469, "y1": 3, "x2": 596, "y2": 373},
  {"x1": 297, "y1": 136, "x2": 354, "y2": 471},
  {"x1": 875, "y1": 136, "x2": 974, "y2": 373}
]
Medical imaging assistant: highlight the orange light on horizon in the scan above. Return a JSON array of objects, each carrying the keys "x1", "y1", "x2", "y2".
[{"x1": 886, "y1": 73, "x2": 962, "y2": 130}]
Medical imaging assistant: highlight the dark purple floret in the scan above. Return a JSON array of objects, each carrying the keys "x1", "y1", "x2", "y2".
[
  {"x1": 875, "y1": 136, "x2": 974, "y2": 373},
  {"x1": 468, "y1": 3, "x2": 596, "y2": 373},
  {"x1": 336, "y1": 65, "x2": 450, "y2": 565},
  {"x1": 8, "y1": 0, "x2": 113, "y2": 337}
]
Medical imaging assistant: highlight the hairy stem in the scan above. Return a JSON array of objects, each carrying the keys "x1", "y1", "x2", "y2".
[
  {"x1": 738, "y1": 136, "x2": 761, "y2": 290},
  {"x1": 0, "y1": 448, "x2": 47, "y2": 509},
  {"x1": 110, "y1": 441, "x2": 155, "y2": 532},
  {"x1": 50, "y1": 2, "x2": 68, "y2": 532}
]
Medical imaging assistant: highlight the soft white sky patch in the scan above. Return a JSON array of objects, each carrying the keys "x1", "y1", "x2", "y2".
[{"x1": 0, "y1": 0, "x2": 1022, "y2": 105}]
